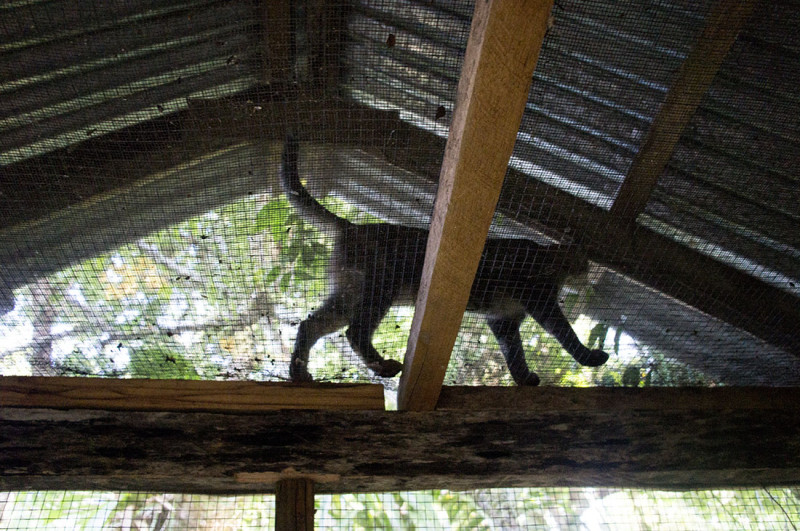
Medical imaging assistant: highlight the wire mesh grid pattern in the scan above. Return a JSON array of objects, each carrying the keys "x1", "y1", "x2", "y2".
[
  {"x1": 1, "y1": 0, "x2": 799, "y2": 387},
  {"x1": 0, "y1": 492, "x2": 275, "y2": 530},
  {"x1": 1, "y1": 488, "x2": 798, "y2": 530}
]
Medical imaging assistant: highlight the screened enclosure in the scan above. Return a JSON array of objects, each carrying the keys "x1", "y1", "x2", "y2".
[
  {"x1": 1, "y1": 0, "x2": 799, "y2": 528},
  {"x1": 2, "y1": 0, "x2": 798, "y2": 387},
  {"x1": 2, "y1": 488, "x2": 799, "y2": 529}
]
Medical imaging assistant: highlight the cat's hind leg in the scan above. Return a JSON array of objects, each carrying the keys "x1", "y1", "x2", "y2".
[
  {"x1": 291, "y1": 291, "x2": 355, "y2": 382},
  {"x1": 345, "y1": 294, "x2": 403, "y2": 378},
  {"x1": 487, "y1": 314, "x2": 541, "y2": 386},
  {"x1": 526, "y1": 293, "x2": 609, "y2": 367}
]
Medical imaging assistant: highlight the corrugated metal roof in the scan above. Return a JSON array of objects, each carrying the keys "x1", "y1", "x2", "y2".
[
  {"x1": 343, "y1": 0, "x2": 800, "y2": 298},
  {"x1": 649, "y1": 2, "x2": 800, "y2": 291},
  {"x1": 0, "y1": 0, "x2": 261, "y2": 165}
]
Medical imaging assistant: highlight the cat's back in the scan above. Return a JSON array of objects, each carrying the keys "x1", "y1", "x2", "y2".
[{"x1": 340, "y1": 222, "x2": 429, "y2": 269}]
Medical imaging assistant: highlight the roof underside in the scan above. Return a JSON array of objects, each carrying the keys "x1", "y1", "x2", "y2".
[{"x1": 0, "y1": 0, "x2": 798, "y2": 386}]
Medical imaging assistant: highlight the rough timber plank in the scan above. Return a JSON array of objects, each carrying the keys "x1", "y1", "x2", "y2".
[
  {"x1": 609, "y1": 0, "x2": 758, "y2": 226},
  {"x1": 0, "y1": 376, "x2": 385, "y2": 411},
  {"x1": 435, "y1": 386, "x2": 800, "y2": 411},
  {"x1": 2, "y1": 387, "x2": 800, "y2": 493},
  {"x1": 398, "y1": 0, "x2": 554, "y2": 411}
]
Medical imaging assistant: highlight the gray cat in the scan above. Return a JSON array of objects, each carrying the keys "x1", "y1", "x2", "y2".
[{"x1": 281, "y1": 136, "x2": 609, "y2": 385}]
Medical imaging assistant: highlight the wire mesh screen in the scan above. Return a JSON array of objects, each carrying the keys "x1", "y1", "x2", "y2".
[
  {"x1": 2, "y1": 488, "x2": 798, "y2": 529},
  {"x1": 1, "y1": 0, "x2": 798, "y2": 387},
  {"x1": 0, "y1": 492, "x2": 275, "y2": 530}
]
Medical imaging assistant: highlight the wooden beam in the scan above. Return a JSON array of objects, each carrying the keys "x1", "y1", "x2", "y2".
[
  {"x1": 436, "y1": 386, "x2": 800, "y2": 411},
  {"x1": 0, "y1": 376, "x2": 385, "y2": 412},
  {"x1": 276, "y1": 479, "x2": 314, "y2": 531},
  {"x1": 609, "y1": 0, "x2": 758, "y2": 226},
  {"x1": 3, "y1": 388, "x2": 800, "y2": 493},
  {"x1": 305, "y1": 0, "x2": 348, "y2": 97},
  {"x1": 261, "y1": 0, "x2": 293, "y2": 87},
  {"x1": 398, "y1": 0, "x2": 554, "y2": 411}
]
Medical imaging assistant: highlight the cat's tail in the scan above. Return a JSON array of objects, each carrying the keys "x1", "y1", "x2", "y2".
[{"x1": 280, "y1": 134, "x2": 350, "y2": 233}]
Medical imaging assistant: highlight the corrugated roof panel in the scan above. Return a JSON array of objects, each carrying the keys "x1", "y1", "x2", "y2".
[
  {"x1": 344, "y1": 6, "x2": 464, "y2": 127},
  {"x1": 344, "y1": 0, "x2": 702, "y2": 203},
  {"x1": 646, "y1": 0, "x2": 800, "y2": 292},
  {"x1": 344, "y1": 0, "x2": 798, "y2": 291},
  {"x1": 2, "y1": 2, "x2": 254, "y2": 115},
  {"x1": 0, "y1": 0, "x2": 261, "y2": 165}
]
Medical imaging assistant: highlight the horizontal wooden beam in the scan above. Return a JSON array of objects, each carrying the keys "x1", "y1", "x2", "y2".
[
  {"x1": 0, "y1": 376, "x2": 385, "y2": 412},
  {"x1": 436, "y1": 386, "x2": 800, "y2": 411},
  {"x1": 398, "y1": 0, "x2": 554, "y2": 411},
  {"x1": 2, "y1": 388, "x2": 799, "y2": 493}
]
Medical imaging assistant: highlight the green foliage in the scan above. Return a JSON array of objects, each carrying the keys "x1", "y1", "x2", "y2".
[
  {"x1": 2, "y1": 486, "x2": 798, "y2": 528},
  {"x1": 313, "y1": 488, "x2": 800, "y2": 530},
  {"x1": 587, "y1": 322, "x2": 609, "y2": 351},
  {"x1": 256, "y1": 198, "x2": 330, "y2": 297},
  {"x1": 316, "y1": 490, "x2": 491, "y2": 530},
  {"x1": 129, "y1": 347, "x2": 199, "y2": 379},
  {"x1": 0, "y1": 491, "x2": 120, "y2": 530}
]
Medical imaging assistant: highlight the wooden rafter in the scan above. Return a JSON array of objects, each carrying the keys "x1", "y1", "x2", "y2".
[
  {"x1": 609, "y1": 0, "x2": 759, "y2": 226},
  {"x1": 261, "y1": 0, "x2": 292, "y2": 87},
  {"x1": 397, "y1": 0, "x2": 555, "y2": 411}
]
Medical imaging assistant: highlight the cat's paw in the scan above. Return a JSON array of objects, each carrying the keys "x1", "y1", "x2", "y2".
[
  {"x1": 290, "y1": 359, "x2": 314, "y2": 383},
  {"x1": 520, "y1": 372, "x2": 540, "y2": 386},
  {"x1": 581, "y1": 349, "x2": 610, "y2": 367},
  {"x1": 368, "y1": 359, "x2": 403, "y2": 378}
]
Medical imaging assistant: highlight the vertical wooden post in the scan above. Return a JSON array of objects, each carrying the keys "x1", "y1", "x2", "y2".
[
  {"x1": 275, "y1": 478, "x2": 315, "y2": 531},
  {"x1": 397, "y1": 0, "x2": 554, "y2": 411},
  {"x1": 609, "y1": 0, "x2": 758, "y2": 226}
]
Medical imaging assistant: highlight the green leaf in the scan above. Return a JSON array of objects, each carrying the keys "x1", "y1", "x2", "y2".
[
  {"x1": 283, "y1": 241, "x2": 302, "y2": 262},
  {"x1": 254, "y1": 199, "x2": 289, "y2": 235},
  {"x1": 129, "y1": 347, "x2": 200, "y2": 379},
  {"x1": 300, "y1": 242, "x2": 321, "y2": 266},
  {"x1": 310, "y1": 241, "x2": 328, "y2": 255},
  {"x1": 562, "y1": 292, "x2": 579, "y2": 314},
  {"x1": 295, "y1": 269, "x2": 313, "y2": 281},
  {"x1": 265, "y1": 265, "x2": 282, "y2": 284},
  {"x1": 587, "y1": 323, "x2": 608, "y2": 350},
  {"x1": 279, "y1": 271, "x2": 293, "y2": 293},
  {"x1": 622, "y1": 366, "x2": 641, "y2": 387}
]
